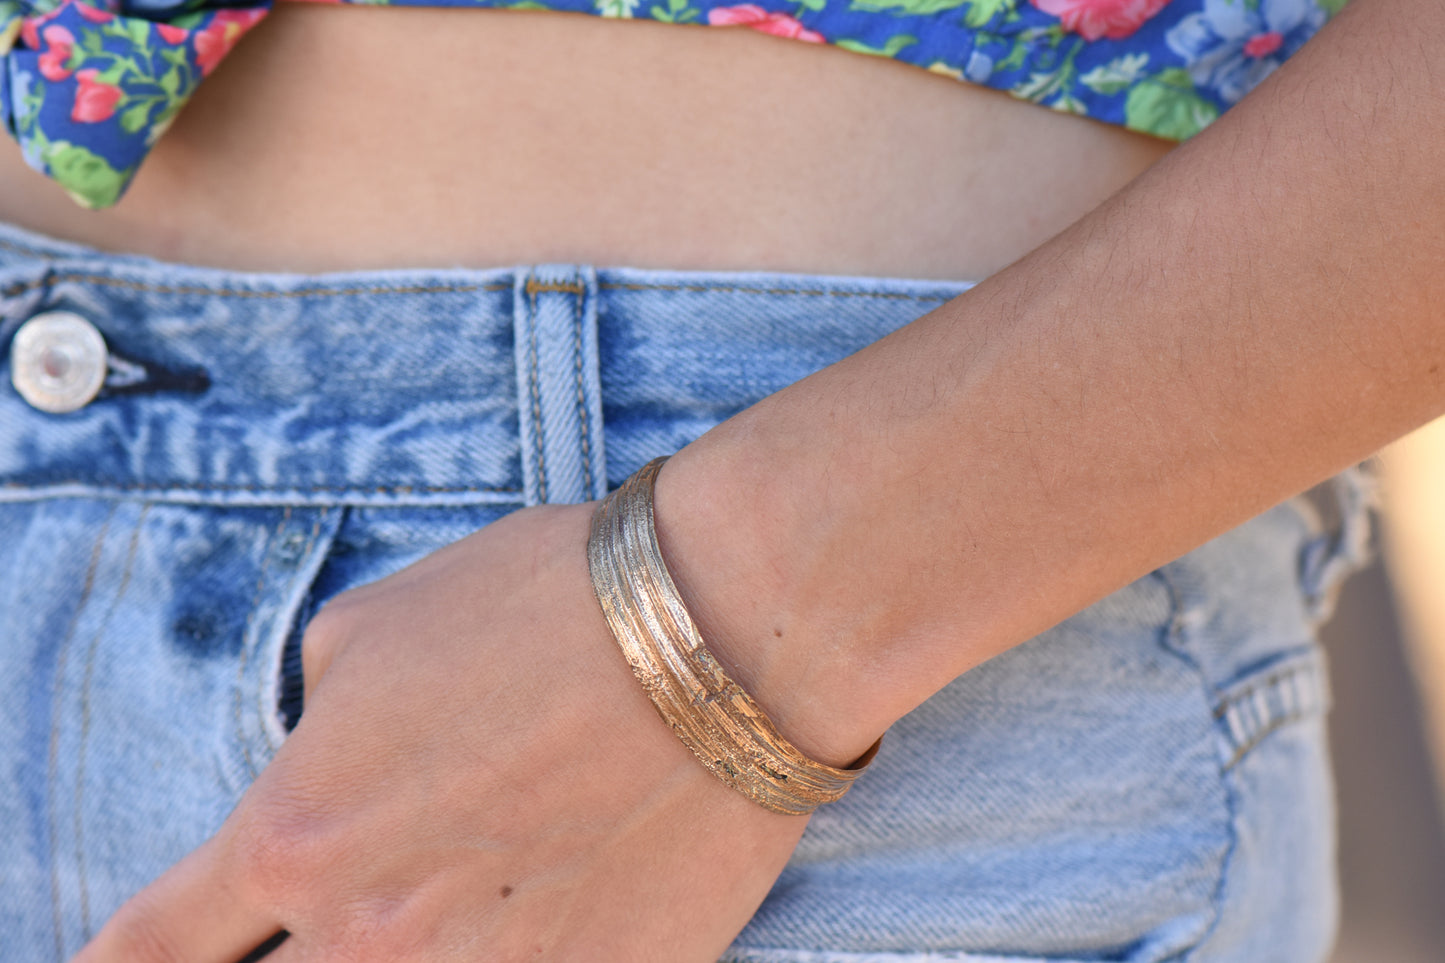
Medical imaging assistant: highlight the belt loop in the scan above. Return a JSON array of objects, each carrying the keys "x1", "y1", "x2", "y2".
[
  {"x1": 513, "y1": 265, "x2": 607, "y2": 506},
  {"x1": 1299, "y1": 461, "x2": 1379, "y2": 625}
]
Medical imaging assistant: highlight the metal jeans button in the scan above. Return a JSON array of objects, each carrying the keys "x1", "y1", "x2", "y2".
[{"x1": 9, "y1": 312, "x2": 108, "y2": 413}]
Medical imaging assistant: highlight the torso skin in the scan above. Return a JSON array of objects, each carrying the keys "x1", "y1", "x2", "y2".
[{"x1": 0, "y1": 2, "x2": 1173, "y2": 279}]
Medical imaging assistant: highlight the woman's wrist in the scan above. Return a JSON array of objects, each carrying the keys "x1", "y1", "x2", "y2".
[{"x1": 651, "y1": 406, "x2": 914, "y2": 770}]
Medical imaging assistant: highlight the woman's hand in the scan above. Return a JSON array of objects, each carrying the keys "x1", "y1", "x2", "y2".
[{"x1": 74, "y1": 503, "x2": 810, "y2": 962}]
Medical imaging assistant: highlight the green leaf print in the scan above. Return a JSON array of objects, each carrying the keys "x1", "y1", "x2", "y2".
[
  {"x1": 124, "y1": 18, "x2": 151, "y2": 51},
  {"x1": 119, "y1": 102, "x2": 152, "y2": 135},
  {"x1": 1079, "y1": 53, "x2": 1148, "y2": 95},
  {"x1": 836, "y1": 34, "x2": 918, "y2": 57},
  {"x1": 1317, "y1": 0, "x2": 1347, "y2": 12},
  {"x1": 962, "y1": 0, "x2": 1016, "y2": 29},
  {"x1": 41, "y1": 141, "x2": 130, "y2": 210},
  {"x1": 650, "y1": 0, "x2": 699, "y2": 22},
  {"x1": 1125, "y1": 68, "x2": 1219, "y2": 140},
  {"x1": 849, "y1": 0, "x2": 966, "y2": 16},
  {"x1": 94, "y1": 63, "x2": 126, "y2": 86}
]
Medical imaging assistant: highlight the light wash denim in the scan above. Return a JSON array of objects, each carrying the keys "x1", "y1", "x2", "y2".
[{"x1": 0, "y1": 220, "x2": 1371, "y2": 962}]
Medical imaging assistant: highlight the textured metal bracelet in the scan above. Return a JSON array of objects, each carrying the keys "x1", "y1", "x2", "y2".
[{"x1": 587, "y1": 456, "x2": 881, "y2": 816}]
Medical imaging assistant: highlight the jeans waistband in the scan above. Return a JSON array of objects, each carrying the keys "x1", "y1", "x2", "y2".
[{"x1": 0, "y1": 223, "x2": 971, "y2": 507}]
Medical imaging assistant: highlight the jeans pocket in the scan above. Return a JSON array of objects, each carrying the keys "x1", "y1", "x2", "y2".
[
  {"x1": 0, "y1": 495, "x2": 347, "y2": 958},
  {"x1": 727, "y1": 571, "x2": 1229, "y2": 963}
]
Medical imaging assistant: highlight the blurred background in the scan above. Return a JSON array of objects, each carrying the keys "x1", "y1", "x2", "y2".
[{"x1": 1322, "y1": 418, "x2": 1445, "y2": 963}]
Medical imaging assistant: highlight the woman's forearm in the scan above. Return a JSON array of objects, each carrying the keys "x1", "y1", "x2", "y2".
[{"x1": 654, "y1": 0, "x2": 1445, "y2": 768}]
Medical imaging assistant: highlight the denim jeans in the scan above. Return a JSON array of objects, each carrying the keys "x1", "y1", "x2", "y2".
[{"x1": 0, "y1": 220, "x2": 1370, "y2": 962}]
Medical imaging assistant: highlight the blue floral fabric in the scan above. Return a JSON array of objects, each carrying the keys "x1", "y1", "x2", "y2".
[{"x1": 1, "y1": 0, "x2": 1345, "y2": 209}]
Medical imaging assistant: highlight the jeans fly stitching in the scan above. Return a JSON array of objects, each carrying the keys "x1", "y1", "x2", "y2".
[
  {"x1": 46, "y1": 503, "x2": 116, "y2": 963},
  {"x1": 72, "y1": 503, "x2": 148, "y2": 941},
  {"x1": 235, "y1": 508, "x2": 290, "y2": 780},
  {"x1": 258, "y1": 508, "x2": 328, "y2": 755}
]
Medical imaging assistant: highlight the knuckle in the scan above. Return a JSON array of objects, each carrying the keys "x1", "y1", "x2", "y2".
[
  {"x1": 301, "y1": 597, "x2": 350, "y2": 652},
  {"x1": 230, "y1": 793, "x2": 338, "y2": 903},
  {"x1": 299, "y1": 595, "x2": 359, "y2": 680},
  {"x1": 101, "y1": 900, "x2": 188, "y2": 963},
  {"x1": 324, "y1": 897, "x2": 427, "y2": 963}
]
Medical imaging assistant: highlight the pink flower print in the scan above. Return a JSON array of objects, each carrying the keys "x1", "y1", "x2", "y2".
[
  {"x1": 156, "y1": 23, "x2": 189, "y2": 44},
  {"x1": 194, "y1": 8, "x2": 266, "y2": 77},
  {"x1": 707, "y1": 4, "x2": 824, "y2": 43},
  {"x1": 36, "y1": 25, "x2": 76, "y2": 82},
  {"x1": 1030, "y1": 0, "x2": 1172, "y2": 41},
  {"x1": 19, "y1": 8, "x2": 59, "y2": 52},
  {"x1": 75, "y1": 3, "x2": 114, "y2": 24},
  {"x1": 1242, "y1": 30, "x2": 1283, "y2": 58},
  {"x1": 71, "y1": 68, "x2": 123, "y2": 123}
]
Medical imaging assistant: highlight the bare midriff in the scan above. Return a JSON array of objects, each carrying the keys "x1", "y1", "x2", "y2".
[{"x1": 0, "y1": 2, "x2": 1174, "y2": 280}]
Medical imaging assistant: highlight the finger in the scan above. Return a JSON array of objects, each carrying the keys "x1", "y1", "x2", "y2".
[
  {"x1": 300, "y1": 602, "x2": 347, "y2": 705},
  {"x1": 72, "y1": 832, "x2": 282, "y2": 963}
]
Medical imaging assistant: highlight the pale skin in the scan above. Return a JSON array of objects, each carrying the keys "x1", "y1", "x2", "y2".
[{"x1": 32, "y1": 0, "x2": 1442, "y2": 957}]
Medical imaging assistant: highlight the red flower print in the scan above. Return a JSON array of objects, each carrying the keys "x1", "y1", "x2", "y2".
[
  {"x1": 71, "y1": 68, "x2": 123, "y2": 123},
  {"x1": 75, "y1": 3, "x2": 114, "y2": 24},
  {"x1": 156, "y1": 23, "x2": 190, "y2": 44},
  {"x1": 707, "y1": 4, "x2": 824, "y2": 43},
  {"x1": 1242, "y1": 30, "x2": 1283, "y2": 58},
  {"x1": 1030, "y1": 0, "x2": 1172, "y2": 41},
  {"x1": 194, "y1": 8, "x2": 266, "y2": 77},
  {"x1": 37, "y1": 25, "x2": 76, "y2": 82}
]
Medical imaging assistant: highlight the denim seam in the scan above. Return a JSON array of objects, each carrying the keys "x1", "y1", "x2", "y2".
[
  {"x1": 42, "y1": 274, "x2": 511, "y2": 299},
  {"x1": 1, "y1": 278, "x2": 46, "y2": 300},
  {"x1": 1213, "y1": 658, "x2": 1325, "y2": 772},
  {"x1": 571, "y1": 282, "x2": 594, "y2": 499},
  {"x1": 235, "y1": 508, "x2": 289, "y2": 780},
  {"x1": 72, "y1": 503, "x2": 148, "y2": 941},
  {"x1": 596, "y1": 281, "x2": 953, "y2": 301},
  {"x1": 526, "y1": 277, "x2": 549, "y2": 504},
  {"x1": 722, "y1": 949, "x2": 1078, "y2": 962},
  {"x1": 0, "y1": 236, "x2": 54, "y2": 260},
  {"x1": 5, "y1": 275, "x2": 956, "y2": 303},
  {"x1": 1, "y1": 481, "x2": 522, "y2": 495},
  {"x1": 1223, "y1": 708, "x2": 1315, "y2": 773},
  {"x1": 1150, "y1": 566, "x2": 1235, "y2": 963},
  {"x1": 46, "y1": 503, "x2": 117, "y2": 963},
  {"x1": 257, "y1": 508, "x2": 329, "y2": 756},
  {"x1": 1209, "y1": 662, "x2": 1315, "y2": 721}
]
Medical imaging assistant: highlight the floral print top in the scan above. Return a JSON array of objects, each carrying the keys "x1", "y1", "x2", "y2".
[{"x1": 1, "y1": 0, "x2": 1345, "y2": 208}]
